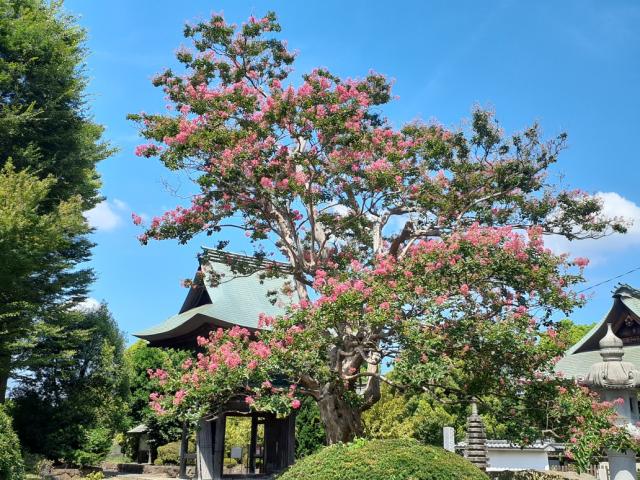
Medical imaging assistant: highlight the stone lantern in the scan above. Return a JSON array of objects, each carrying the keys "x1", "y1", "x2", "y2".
[{"x1": 582, "y1": 323, "x2": 640, "y2": 480}]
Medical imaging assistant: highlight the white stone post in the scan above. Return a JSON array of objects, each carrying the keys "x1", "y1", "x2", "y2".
[{"x1": 443, "y1": 426, "x2": 455, "y2": 452}]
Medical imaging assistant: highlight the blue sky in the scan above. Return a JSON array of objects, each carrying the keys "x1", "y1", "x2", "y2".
[{"x1": 65, "y1": 0, "x2": 640, "y2": 342}]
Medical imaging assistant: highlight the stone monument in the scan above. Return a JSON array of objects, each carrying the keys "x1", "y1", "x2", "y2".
[{"x1": 465, "y1": 399, "x2": 488, "y2": 471}]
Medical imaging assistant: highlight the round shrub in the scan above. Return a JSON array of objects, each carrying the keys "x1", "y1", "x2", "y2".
[
  {"x1": 278, "y1": 438, "x2": 488, "y2": 480},
  {"x1": 155, "y1": 441, "x2": 180, "y2": 465},
  {"x1": 0, "y1": 404, "x2": 25, "y2": 480},
  {"x1": 155, "y1": 438, "x2": 196, "y2": 465}
]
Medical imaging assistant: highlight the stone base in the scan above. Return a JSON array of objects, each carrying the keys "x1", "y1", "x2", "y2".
[
  {"x1": 102, "y1": 463, "x2": 196, "y2": 477},
  {"x1": 44, "y1": 467, "x2": 101, "y2": 480}
]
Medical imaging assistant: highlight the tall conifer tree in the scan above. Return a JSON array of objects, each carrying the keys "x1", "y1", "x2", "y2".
[{"x1": 0, "y1": 0, "x2": 111, "y2": 399}]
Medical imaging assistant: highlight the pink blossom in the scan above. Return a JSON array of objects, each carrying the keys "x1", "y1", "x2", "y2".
[
  {"x1": 574, "y1": 257, "x2": 590, "y2": 268},
  {"x1": 291, "y1": 399, "x2": 301, "y2": 409},
  {"x1": 459, "y1": 284, "x2": 470, "y2": 296},
  {"x1": 134, "y1": 143, "x2": 161, "y2": 157},
  {"x1": 435, "y1": 295, "x2": 448, "y2": 305},
  {"x1": 173, "y1": 389, "x2": 187, "y2": 406},
  {"x1": 245, "y1": 396, "x2": 255, "y2": 406},
  {"x1": 132, "y1": 213, "x2": 143, "y2": 225},
  {"x1": 249, "y1": 341, "x2": 272, "y2": 359},
  {"x1": 259, "y1": 177, "x2": 274, "y2": 189}
]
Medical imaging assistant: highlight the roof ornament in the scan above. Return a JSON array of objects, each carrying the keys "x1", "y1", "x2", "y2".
[{"x1": 582, "y1": 323, "x2": 640, "y2": 390}]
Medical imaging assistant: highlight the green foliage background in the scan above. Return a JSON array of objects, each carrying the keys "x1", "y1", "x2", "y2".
[
  {"x1": 0, "y1": 403, "x2": 24, "y2": 480},
  {"x1": 10, "y1": 305, "x2": 128, "y2": 466}
]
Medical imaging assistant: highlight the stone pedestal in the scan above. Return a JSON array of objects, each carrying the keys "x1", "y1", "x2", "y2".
[{"x1": 607, "y1": 450, "x2": 637, "y2": 480}]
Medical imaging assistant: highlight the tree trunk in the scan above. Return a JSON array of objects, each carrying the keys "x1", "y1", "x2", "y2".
[
  {"x1": 317, "y1": 392, "x2": 364, "y2": 444},
  {"x1": 0, "y1": 354, "x2": 10, "y2": 403}
]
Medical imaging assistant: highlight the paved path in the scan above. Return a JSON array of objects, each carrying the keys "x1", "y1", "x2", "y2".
[{"x1": 106, "y1": 475, "x2": 274, "y2": 480}]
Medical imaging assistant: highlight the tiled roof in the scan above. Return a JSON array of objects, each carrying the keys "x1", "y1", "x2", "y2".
[
  {"x1": 555, "y1": 284, "x2": 640, "y2": 379},
  {"x1": 134, "y1": 249, "x2": 294, "y2": 342},
  {"x1": 456, "y1": 440, "x2": 562, "y2": 451}
]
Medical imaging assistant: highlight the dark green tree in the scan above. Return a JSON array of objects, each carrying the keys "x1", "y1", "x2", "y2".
[
  {"x1": 295, "y1": 398, "x2": 326, "y2": 458},
  {"x1": 0, "y1": 0, "x2": 112, "y2": 399},
  {"x1": 124, "y1": 341, "x2": 171, "y2": 426},
  {"x1": 122, "y1": 341, "x2": 187, "y2": 459},
  {"x1": 10, "y1": 304, "x2": 129, "y2": 466}
]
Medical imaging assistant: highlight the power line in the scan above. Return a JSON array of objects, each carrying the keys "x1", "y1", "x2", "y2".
[{"x1": 577, "y1": 265, "x2": 640, "y2": 294}]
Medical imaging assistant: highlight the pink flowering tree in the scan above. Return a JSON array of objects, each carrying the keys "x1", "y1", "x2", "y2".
[{"x1": 130, "y1": 12, "x2": 628, "y2": 445}]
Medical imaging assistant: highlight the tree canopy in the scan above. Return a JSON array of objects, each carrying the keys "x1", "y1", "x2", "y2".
[
  {"x1": 130, "y1": 11, "x2": 633, "y2": 464},
  {"x1": 10, "y1": 304, "x2": 128, "y2": 466},
  {"x1": 0, "y1": 0, "x2": 112, "y2": 400}
]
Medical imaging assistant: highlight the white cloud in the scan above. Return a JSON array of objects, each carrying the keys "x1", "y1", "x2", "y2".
[
  {"x1": 112, "y1": 198, "x2": 128, "y2": 211},
  {"x1": 85, "y1": 200, "x2": 123, "y2": 231},
  {"x1": 72, "y1": 297, "x2": 101, "y2": 312},
  {"x1": 329, "y1": 204, "x2": 352, "y2": 217},
  {"x1": 545, "y1": 192, "x2": 640, "y2": 264}
]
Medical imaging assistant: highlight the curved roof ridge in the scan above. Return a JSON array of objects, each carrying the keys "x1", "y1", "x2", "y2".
[
  {"x1": 134, "y1": 249, "x2": 295, "y2": 344},
  {"x1": 201, "y1": 248, "x2": 292, "y2": 272}
]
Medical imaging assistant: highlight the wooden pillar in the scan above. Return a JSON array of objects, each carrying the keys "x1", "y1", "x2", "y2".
[
  {"x1": 211, "y1": 414, "x2": 226, "y2": 480},
  {"x1": 196, "y1": 419, "x2": 214, "y2": 480},
  {"x1": 263, "y1": 414, "x2": 296, "y2": 473},
  {"x1": 179, "y1": 421, "x2": 189, "y2": 479},
  {"x1": 249, "y1": 415, "x2": 258, "y2": 473},
  {"x1": 284, "y1": 413, "x2": 296, "y2": 468}
]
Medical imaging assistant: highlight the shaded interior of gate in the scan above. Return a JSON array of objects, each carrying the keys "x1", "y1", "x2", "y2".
[{"x1": 197, "y1": 408, "x2": 296, "y2": 479}]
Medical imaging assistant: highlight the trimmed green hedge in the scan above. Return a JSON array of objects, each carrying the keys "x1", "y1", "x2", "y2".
[
  {"x1": 278, "y1": 438, "x2": 488, "y2": 480},
  {"x1": 155, "y1": 438, "x2": 196, "y2": 465},
  {"x1": 0, "y1": 404, "x2": 24, "y2": 480}
]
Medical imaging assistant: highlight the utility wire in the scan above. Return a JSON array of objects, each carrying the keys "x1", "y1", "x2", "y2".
[{"x1": 577, "y1": 265, "x2": 640, "y2": 294}]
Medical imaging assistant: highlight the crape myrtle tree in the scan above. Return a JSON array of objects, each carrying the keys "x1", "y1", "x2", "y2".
[{"x1": 130, "y1": 12, "x2": 630, "y2": 450}]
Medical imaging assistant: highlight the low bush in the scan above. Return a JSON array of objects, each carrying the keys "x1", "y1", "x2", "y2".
[
  {"x1": 277, "y1": 438, "x2": 488, "y2": 480},
  {"x1": 0, "y1": 404, "x2": 25, "y2": 480},
  {"x1": 155, "y1": 439, "x2": 196, "y2": 465},
  {"x1": 72, "y1": 427, "x2": 113, "y2": 467},
  {"x1": 83, "y1": 472, "x2": 105, "y2": 480},
  {"x1": 155, "y1": 441, "x2": 180, "y2": 465},
  {"x1": 224, "y1": 457, "x2": 240, "y2": 468}
]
